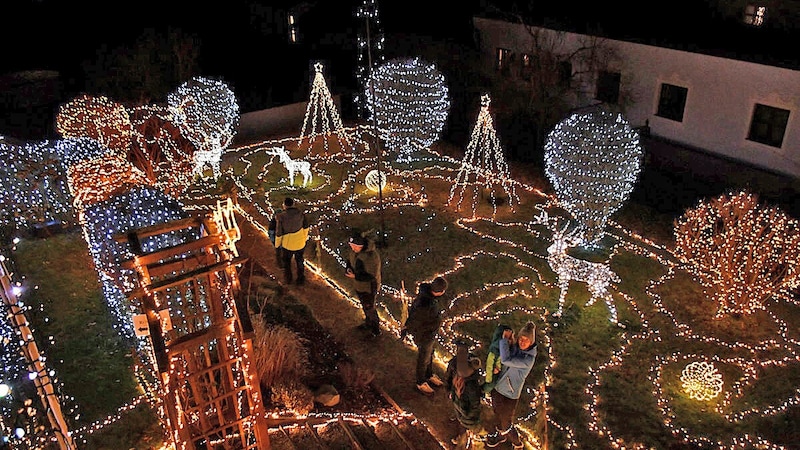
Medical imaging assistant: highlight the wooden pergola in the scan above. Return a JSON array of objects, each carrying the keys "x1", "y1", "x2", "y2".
[{"x1": 117, "y1": 206, "x2": 269, "y2": 449}]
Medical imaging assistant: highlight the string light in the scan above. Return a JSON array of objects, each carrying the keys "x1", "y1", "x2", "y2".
[
  {"x1": 681, "y1": 361, "x2": 723, "y2": 401},
  {"x1": 673, "y1": 190, "x2": 800, "y2": 317},
  {"x1": 298, "y1": 62, "x2": 352, "y2": 157},
  {"x1": 448, "y1": 93, "x2": 518, "y2": 218}
]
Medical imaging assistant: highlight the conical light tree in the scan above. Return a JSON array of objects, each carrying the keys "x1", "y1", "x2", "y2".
[
  {"x1": 544, "y1": 108, "x2": 642, "y2": 245},
  {"x1": 448, "y1": 94, "x2": 518, "y2": 217},
  {"x1": 674, "y1": 190, "x2": 800, "y2": 317},
  {"x1": 298, "y1": 62, "x2": 351, "y2": 156}
]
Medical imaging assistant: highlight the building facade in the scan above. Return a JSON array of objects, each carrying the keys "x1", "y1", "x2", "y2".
[{"x1": 473, "y1": 16, "x2": 800, "y2": 178}]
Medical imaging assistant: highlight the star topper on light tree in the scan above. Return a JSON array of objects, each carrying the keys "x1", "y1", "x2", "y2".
[
  {"x1": 448, "y1": 93, "x2": 518, "y2": 218},
  {"x1": 298, "y1": 62, "x2": 352, "y2": 157}
]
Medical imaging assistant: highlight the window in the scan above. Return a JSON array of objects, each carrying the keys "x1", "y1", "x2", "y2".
[
  {"x1": 288, "y1": 13, "x2": 299, "y2": 43},
  {"x1": 521, "y1": 53, "x2": 532, "y2": 78},
  {"x1": 656, "y1": 83, "x2": 688, "y2": 122},
  {"x1": 595, "y1": 71, "x2": 621, "y2": 104},
  {"x1": 558, "y1": 61, "x2": 572, "y2": 87},
  {"x1": 743, "y1": 4, "x2": 766, "y2": 26},
  {"x1": 496, "y1": 48, "x2": 511, "y2": 72},
  {"x1": 748, "y1": 104, "x2": 790, "y2": 148}
]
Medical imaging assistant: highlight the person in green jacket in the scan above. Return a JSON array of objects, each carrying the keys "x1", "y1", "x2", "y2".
[
  {"x1": 275, "y1": 197, "x2": 309, "y2": 285},
  {"x1": 484, "y1": 323, "x2": 512, "y2": 395}
]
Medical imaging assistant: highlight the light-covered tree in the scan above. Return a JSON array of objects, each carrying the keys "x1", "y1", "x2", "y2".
[
  {"x1": 673, "y1": 190, "x2": 800, "y2": 317},
  {"x1": 544, "y1": 108, "x2": 642, "y2": 245},
  {"x1": 365, "y1": 57, "x2": 449, "y2": 161},
  {"x1": 55, "y1": 94, "x2": 132, "y2": 157},
  {"x1": 448, "y1": 93, "x2": 518, "y2": 218},
  {"x1": 298, "y1": 62, "x2": 351, "y2": 156},
  {"x1": 168, "y1": 76, "x2": 239, "y2": 179}
]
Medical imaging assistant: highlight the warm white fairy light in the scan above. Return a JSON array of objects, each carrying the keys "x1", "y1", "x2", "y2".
[
  {"x1": 449, "y1": 93, "x2": 518, "y2": 218},
  {"x1": 298, "y1": 62, "x2": 352, "y2": 156},
  {"x1": 681, "y1": 361, "x2": 723, "y2": 401},
  {"x1": 364, "y1": 169, "x2": 387, "y2": 192},
  {"x1": 673, "y1": 190, "x2": 800, "y2": 317},
  {"x1": 365, "y1": 57, "x2": 449, "y2": 161},
  {"x1": 127, "y1": 104, "x2": 196, "y2": 198},
  {"x1": 55, "y1": 94, "x2": 132, "y2": 158},
  {"x1": 168, "y1": 76, "x2": 239, "y2": 180},
  {"x1": 544, "y1": 109, "x2": 642, "y2": 245}
]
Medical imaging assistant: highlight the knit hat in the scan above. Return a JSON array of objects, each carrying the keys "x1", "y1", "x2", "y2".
[
  {"x1": 453, "y1": 338, "x2": 481, "y2": 377},
  {"x1": 517, "y1": 321, "x2": 536, "y2": 348},
  {"x1": 430, "y1": 276, "x2": 447, "y2": 294},
  {"x1": 349, "y1": 234, "x2": 367, "y2": 246}
]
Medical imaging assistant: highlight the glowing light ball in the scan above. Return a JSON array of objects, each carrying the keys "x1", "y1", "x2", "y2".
[
  {"x1": 681, "y1": 361, "x2": 723, "y2": 401},
  {"x1": 544, "y1": 108, "x2": 642, "y2": 245},
  {"x1": 365, "y1": 57, "x2": 449, "y2": 160},
  {"x1": 168, "y1": 76, "x2": 239, "y2": 179},
  {"x1": 0, "y1": 383, "x2": 10, "y2": 397},
  {"x1": 365, "y1": 169, "x2": 387, "y2": 192}
]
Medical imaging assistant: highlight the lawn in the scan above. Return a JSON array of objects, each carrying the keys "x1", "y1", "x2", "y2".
[{"x1": 9, "y1": 128, "x2": 800, "y2": 449}]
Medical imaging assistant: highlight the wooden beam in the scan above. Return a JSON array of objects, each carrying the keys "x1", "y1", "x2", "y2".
[{"x1": 113, "y1": 216, "x2": 203, "y2": 243}]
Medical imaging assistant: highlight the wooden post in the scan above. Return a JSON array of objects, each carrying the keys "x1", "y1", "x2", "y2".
[{"x1": 0, "y1": 259, "x2": 77, "y2": 450}]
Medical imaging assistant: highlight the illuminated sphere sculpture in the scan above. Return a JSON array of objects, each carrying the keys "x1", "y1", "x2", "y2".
[
  {"x1": 365, "y1": 169, "x2": 387, "y2": 192},
  {"x1": 365, "y1": 57, "x2": 449, "y2": 161},
  {"x1": 168, "y1": 76, "x2": 239, "y2": 179},
  {"x1": 681, "y1": 361, "x2": 723, "y2": 401},
  {"x1": 544, "y1": 109, "x2": 642, "y2": 245}
]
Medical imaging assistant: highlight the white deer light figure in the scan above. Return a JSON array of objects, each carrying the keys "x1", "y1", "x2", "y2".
[
  {"x1": 268, "y1": 146, "x2": 313, "y2": 187},
  {"x1": 533, "y1": 207, "x2": 621, "y2": 325}
]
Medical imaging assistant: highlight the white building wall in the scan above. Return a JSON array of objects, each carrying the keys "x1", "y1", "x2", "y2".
[{"x1": 473, "y1": 17, "x2": 800, "y2": 178}]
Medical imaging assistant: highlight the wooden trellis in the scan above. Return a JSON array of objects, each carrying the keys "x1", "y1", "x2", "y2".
[{"x1": 117, "y1": 209, "x2": 269, "y2": 449}]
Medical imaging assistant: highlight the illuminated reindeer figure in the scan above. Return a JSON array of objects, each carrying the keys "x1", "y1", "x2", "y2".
[
  {"x1": 533, "y1": 206, "x2": 621, "y2": 325},
  {"x1": 268, "y1": 146, "x2": 312, "y2": 187}
]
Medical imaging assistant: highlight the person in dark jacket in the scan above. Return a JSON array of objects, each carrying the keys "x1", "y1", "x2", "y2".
[
  {"x1": 485, "y1": 321, "x2": 538, "y2": 449},
  {"x1": 345, "y1": 232, "x2": 382, "y2": 336},
  {"x1": 275, "y1": 197, "x2": 309, "y2": 285},
  {"x1": 446, "y1": 340, "x2": 485, "y2": 449},
  {"x1": 404, "y1": 276, "x2": 448, "y2": 395}
]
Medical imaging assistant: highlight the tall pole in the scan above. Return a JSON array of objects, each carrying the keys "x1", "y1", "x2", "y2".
[{"x1": 365, "y1": 10, "x2": 387, "y2": 247}]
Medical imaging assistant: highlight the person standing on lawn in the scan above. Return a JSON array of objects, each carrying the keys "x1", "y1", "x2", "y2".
[
  {"x1": 485, "y1": 321, "x2": 538, "y2": 449},
  {"x1": 445, "y1": 339, "x2": 485, "y2": 448},
  {"x1": 345, "y1": 231, "x2": 382, "y2": 337},
  {"x1": 275, "y1": 197, "x2": 309, "y2": 285},
  {"x1": 267, "y1": 206, "x2": 285, "y2": 269},
  {"x1": 404, "y1": 276, "x2": 448, "y2": 395}
]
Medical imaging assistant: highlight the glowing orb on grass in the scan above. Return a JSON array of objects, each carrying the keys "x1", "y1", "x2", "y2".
[
  {"x1": 365, "y1": 169, "x2": 388, "y2": 192},
  {"x1": 681, "y1": 361, "x2": 723, "y2": 400}
]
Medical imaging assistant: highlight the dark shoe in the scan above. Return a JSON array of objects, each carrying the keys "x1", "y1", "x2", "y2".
[
  {"x1": 295, "y1": 277, "x2": 305, "y2": 285},
  {"x1": 370, "y1": 327, "x2": 381, "y2": 337},
  {"x1": 485, "y1": 433, "x2": 507, "y2": 448}
]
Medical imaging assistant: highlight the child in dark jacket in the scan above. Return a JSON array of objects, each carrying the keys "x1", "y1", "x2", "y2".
[{"x1": 445, "y1": 340, "x2": 485, "y2": 448}]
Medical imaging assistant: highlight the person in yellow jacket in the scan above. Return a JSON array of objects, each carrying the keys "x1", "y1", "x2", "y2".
[{"x1": 275, "y1": 197, "x2": 310, "y2": 285}]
